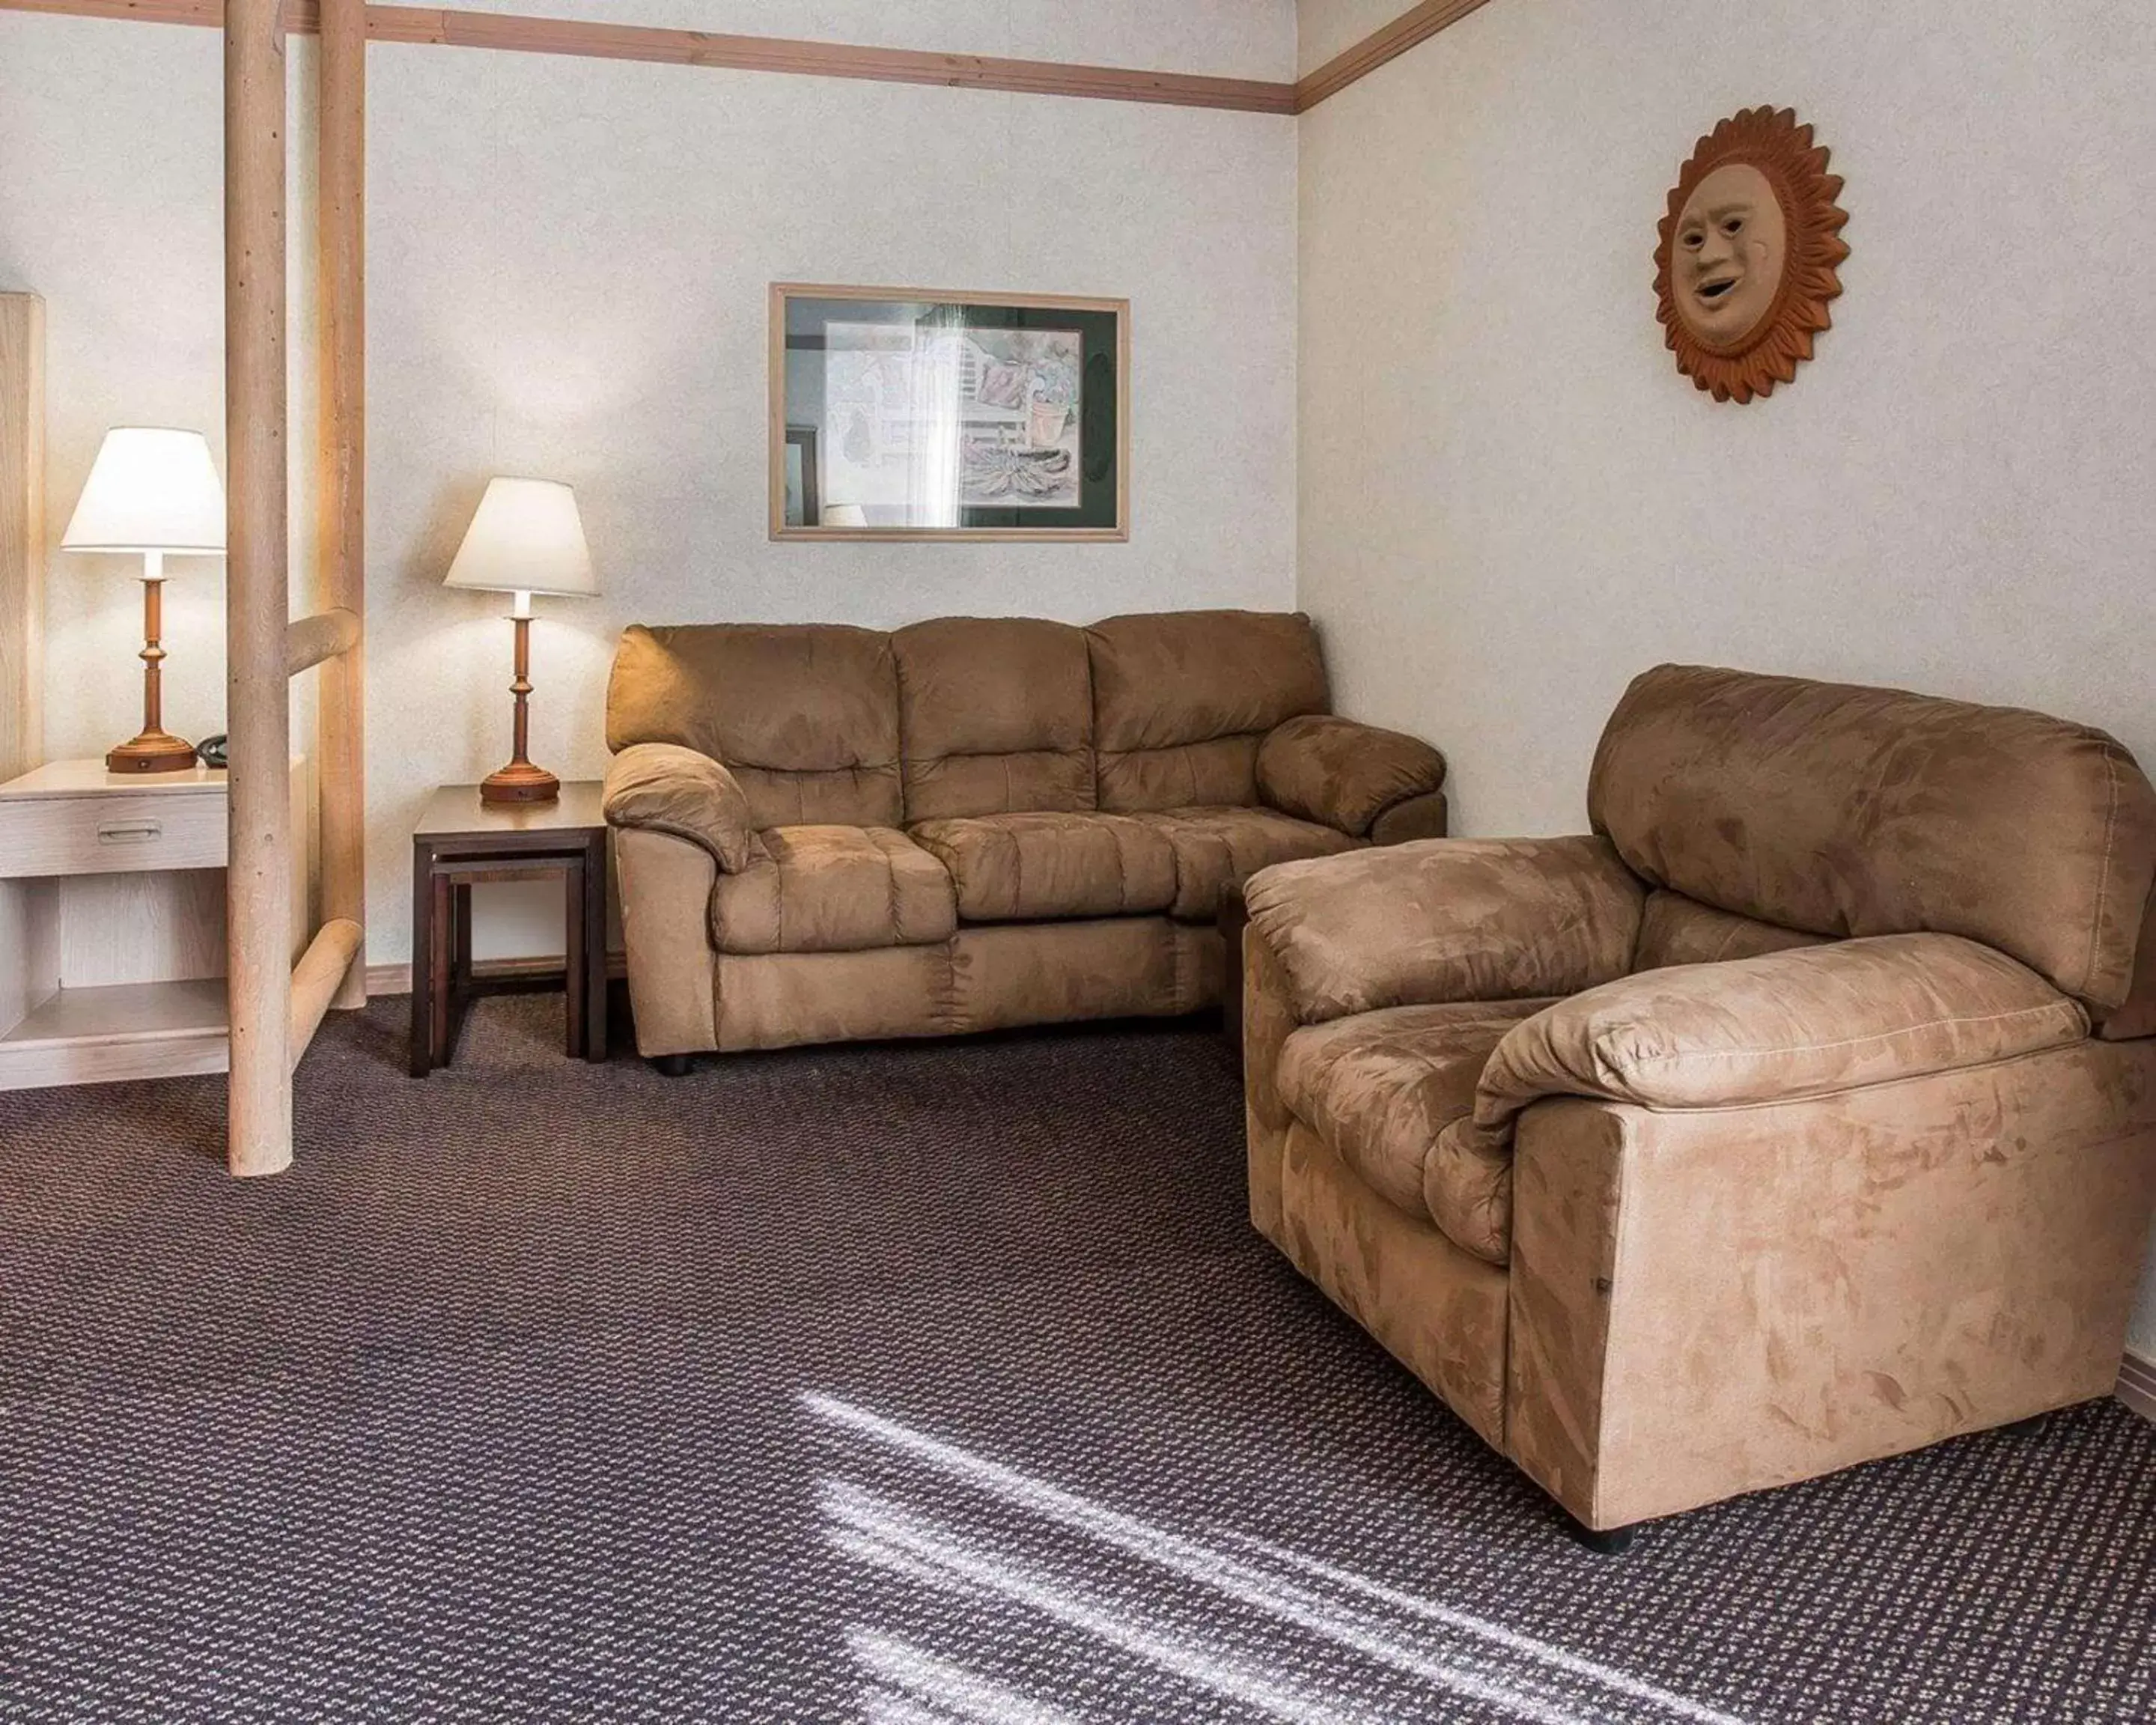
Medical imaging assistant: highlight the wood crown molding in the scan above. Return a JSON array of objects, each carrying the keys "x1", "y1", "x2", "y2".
[
  {"x1": 3, "y1": 0, "x2": 1487, "y2": 113},
  {"x1": 1293, "y1": 0, "x2": 1496, "y2": 112},
  {"x1": 0, "y1": 0, "x2": 1300, "y2": 113}
]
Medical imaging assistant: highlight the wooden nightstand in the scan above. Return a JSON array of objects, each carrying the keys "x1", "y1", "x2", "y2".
[
  {"x1": 409, "y1": 782, "x2": 608, "y2": 1076},
  {"x1": 0, "y1": 756, "x2": 311, "y2": 1089}
]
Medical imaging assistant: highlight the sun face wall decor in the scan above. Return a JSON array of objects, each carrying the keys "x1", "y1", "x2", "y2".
[{"x1": 1654, "y1": 106, "x2": 1850, "y2": 404}]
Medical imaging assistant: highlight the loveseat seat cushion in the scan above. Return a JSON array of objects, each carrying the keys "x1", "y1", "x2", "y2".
[
  {"x1": 1277, "y1": 1000, "x2": 1557, "y2": 1225},
  {"x1": 1088, "y1": 611, "x2": 1330, "y2": 812},
  {"x1": 910, "y1": 812, "x2": 1177, "y2": 922},
  {"x1": 708, "y1": 825, "x2": 957, "y2": 955},
  {"x1": 894, "y1": 618, "x2": 1096, "y2": 820},
  {"x1": 1132, "y1": 806, "x2": 1360, "y2": 921}
]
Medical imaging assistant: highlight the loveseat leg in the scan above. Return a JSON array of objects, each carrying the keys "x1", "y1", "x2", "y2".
[
  {"x1": 1561, "y1": 1513, "x2": 1639, "y2": 1556},
  {"x1": 649, "y1": 1053, "x2": 693, "y2": 1077},
  {"x1": 2003, "y1": 1411, "x2": 2056, "y2": 1440}
]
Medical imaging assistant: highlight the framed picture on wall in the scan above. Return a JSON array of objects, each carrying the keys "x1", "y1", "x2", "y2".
[{"x1": 769, "y1": 283, "x2": 1129, "y2": 541}]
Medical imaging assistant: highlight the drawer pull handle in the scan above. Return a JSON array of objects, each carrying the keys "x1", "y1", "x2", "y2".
[{"x1": 97, "y1": 821, "x2": 163, "y2": 845}]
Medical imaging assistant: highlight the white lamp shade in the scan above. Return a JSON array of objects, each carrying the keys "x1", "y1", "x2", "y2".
[
  {"x1": 61, "y1": 427, "x2": 226, "y2": 556},
  {"x1": 443, "y1": 477, "x2": 598, "y2": 599}
]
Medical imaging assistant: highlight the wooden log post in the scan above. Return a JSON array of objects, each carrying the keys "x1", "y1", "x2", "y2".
[
  {"x1": 0, "y1": 294, "x2": 44, "y2": 785},
  {"x1": 225, "y1": 0, "x2": 292, "y2": 1177},
  {"x1": 289, "y1": 916, "x2": 364, "y2": 1069},
  {"x1": 285, "y1": 606, "x2": 360, "y2": 678},
  {"x1": 318, "y1": 0, "x2": 368, "y2": 1011}
]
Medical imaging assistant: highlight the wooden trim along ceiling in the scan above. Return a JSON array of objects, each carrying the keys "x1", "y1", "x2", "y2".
[
  {"x1": 1293, "y1": 0, "x2": 1497, "y2": 112},
  {"x1": 0, "y1": 0, "x2": 1480, "y2": 114}
]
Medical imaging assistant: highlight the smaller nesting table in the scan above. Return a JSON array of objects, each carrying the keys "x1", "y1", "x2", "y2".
[{"x1": 409, "y1": 783, "x2": 608, "y2": 1076}]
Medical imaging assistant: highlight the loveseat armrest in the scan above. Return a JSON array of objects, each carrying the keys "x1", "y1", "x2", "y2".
[
  {"x1": 1426, "y1": 934, "x2": 2092, "y2": 1263},
  {"x1": 1243, "y1": 835, "x2": 1645, "y2": 1023},
  {"x1": 1257, "y1": 714, "x2": 1447, "y2": 836},
  {"x1": 603, "y1": 743, "x2": 766, "y2": 874}
]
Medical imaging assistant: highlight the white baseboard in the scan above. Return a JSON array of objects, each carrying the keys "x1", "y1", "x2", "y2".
[{"x1": 2119, "y1": 1350, "x2": 2156, "y2": 1426}]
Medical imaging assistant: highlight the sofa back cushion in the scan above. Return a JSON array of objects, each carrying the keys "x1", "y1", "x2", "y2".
[
  {"x1": 1087, "y1": 610, "x2": 1330, "y2": 811},
  {"x1": 893, "y1": 617, "x2": 1095, "y2": 820},
  {"x1": 1589, "y1": 663, "x2": 2156, "y2": 1011},
  {"x1": 606, "y1": 623, "x2": 901, "y2": 828},
  {"x1": 1630, "y1": 889, "x2": 1831, "y2": 973}
]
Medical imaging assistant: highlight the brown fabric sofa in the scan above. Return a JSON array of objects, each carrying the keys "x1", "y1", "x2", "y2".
[
  {"x1": 602, "y1": 609, "x2": 1448, "y2": 1060},
  {"x1": 1243, "y1": 663, "x2": 2156, "y2": 1540}
]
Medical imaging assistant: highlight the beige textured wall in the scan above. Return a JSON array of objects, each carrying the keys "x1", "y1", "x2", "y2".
[
  {"x1": 0, "y1": 20, "x2": 320, "y2": 789},
  {"x1": 1, "y1": 4, "x2": 1298, "y2": 969},
  {"x1": 1295, "y1": 0, "x2": 1409, "y2": 77},
  {"x1": 1294, "y1": 0, "x2": 2156, "y2": 1352}
]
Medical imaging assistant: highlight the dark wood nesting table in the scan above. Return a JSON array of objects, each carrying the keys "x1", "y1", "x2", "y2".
[{"x1": 409, "y1": 782, "x2": 608, "y2": 1076}]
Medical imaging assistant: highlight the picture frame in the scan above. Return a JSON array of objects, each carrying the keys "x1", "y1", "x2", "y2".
[{"x1": 769, "y1": 282, "x2": 1130, "y2": 542}]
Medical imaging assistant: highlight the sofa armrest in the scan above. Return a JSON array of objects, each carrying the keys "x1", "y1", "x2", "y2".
[
  {"x1": 1479, "y1": 932, "x2": 2087, "y2": 1124},
  {"x1": 1370, "y1": 790, "x2": 1449, "y2": 845},
  {"x1": 1426, "y1": 933, "x2": 2092, "y2": 1267},
  {"x1": 612, "y1": 827, "x2": 719, "y2": 1056},
  {"x1": 1257, "y1": 714, "x2": 1446, "y2": 836},
  {"x1": 603, "y1": 743, "x2": 765, "y2": 874},
  {"x1": 1243, "y1": 835, "x2": 1645, "y2": 1023}
]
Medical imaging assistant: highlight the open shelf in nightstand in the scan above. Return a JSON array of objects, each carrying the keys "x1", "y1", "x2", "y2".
[{"x1": 0, "y1": 758, "x2": 311, "y2": 1090}]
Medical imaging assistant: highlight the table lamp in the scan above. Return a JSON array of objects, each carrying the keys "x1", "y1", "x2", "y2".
[
  {"x1": 61, "y1": 427, "x2": 227, "y2": 773},
  {"x1": 443, "y1": 476, "x2": 598, "y2": 805}
]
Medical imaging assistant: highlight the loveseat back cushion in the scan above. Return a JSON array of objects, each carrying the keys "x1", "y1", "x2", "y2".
[
  {"x1": 607, "y1": 623, "x2": 902, "y2": 828},
  {"x1": 1589, "y1": 663, "x2": 2156, "y2": 1011},
  {"x1": 893, "y1": 617, "x2": 1095, "y2": 821},
  {"x1": 1631, "y1": 889, "x2": 1831, "y2": 973},
  {"x1": 1087, "y1": 610, "x2": 1329, "y2": 812}
]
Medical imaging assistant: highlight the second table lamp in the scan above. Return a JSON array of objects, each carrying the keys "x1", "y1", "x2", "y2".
[{"x1": 443, "y1": 477, "x2": 598, "y2": 805}]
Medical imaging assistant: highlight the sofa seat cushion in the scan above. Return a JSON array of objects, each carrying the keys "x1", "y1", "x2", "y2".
[
  {"x1": 1133, "y1": 806, "x2": 1361, "y2": 921},
  {"x1": 910, "y1": 812, "x2": 1178, "y2": 922},
  {"x1": 708, "y1": 825, "x2": 957, "y2": 955},
  {"x1": 1277, "y1": 1000, "x2": 1557, "y2": 1235}
]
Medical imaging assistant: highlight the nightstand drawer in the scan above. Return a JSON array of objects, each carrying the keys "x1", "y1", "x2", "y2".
[{"x1": 0, "y1": 791, "x2": 226, "y2": 877}]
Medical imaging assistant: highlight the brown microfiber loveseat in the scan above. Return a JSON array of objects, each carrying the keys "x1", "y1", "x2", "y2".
[
  {"x1": 1243, "y1": 664, "x2": 2156, "y2": 1545},
  {"x1": 602, "y1": 609, "x2": 1447, "y2": 1062}
]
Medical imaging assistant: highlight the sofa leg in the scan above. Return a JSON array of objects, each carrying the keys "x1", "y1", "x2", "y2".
[
  {"x1": 1561, "y1": 1512, "x2": 1639, "y2": 1556},
  {"x1": 2003, "y1": 1411, "x2": 2055, "y2": 1440},
  {"x1": 649, "y1": 1053, "x2": 693, "y2": 1077}
]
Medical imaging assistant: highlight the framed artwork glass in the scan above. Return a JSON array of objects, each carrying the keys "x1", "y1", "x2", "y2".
[
  {"x1": 770, "y1": 283, "x2": 1128, "y2": 541},
  {"x1": 782, "y1": 425, "x2": 819, "y2": 528}
]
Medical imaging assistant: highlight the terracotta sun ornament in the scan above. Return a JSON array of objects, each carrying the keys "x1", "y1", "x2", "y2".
[{"x1": 1654, "y1": 106, "x2": 1850, "y2": 404}]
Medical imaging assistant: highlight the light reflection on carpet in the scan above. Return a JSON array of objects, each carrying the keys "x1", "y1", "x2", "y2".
[{"x1": 809, "y1": 1391, "x2": 1752, "y2": 1725}]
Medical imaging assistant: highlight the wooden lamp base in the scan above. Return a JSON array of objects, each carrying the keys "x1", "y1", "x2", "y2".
[
  {"x1": 480, "y1": 760, "x2": 561, "y2": 805},
  {"x1": 107, "y1": 729, "x2": 199, "y2": 774},
  {"x1": 478, "y1": 612, "x2": 560, "y2": 806},
  {"x1": 109, "y1": 574, "x2": 194, "y2": 773}
]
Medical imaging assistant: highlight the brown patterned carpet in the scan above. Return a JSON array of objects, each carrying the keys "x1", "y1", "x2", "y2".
[{"x1": 1, "y1": 994, "x2": 2153, "y2": 1723}]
